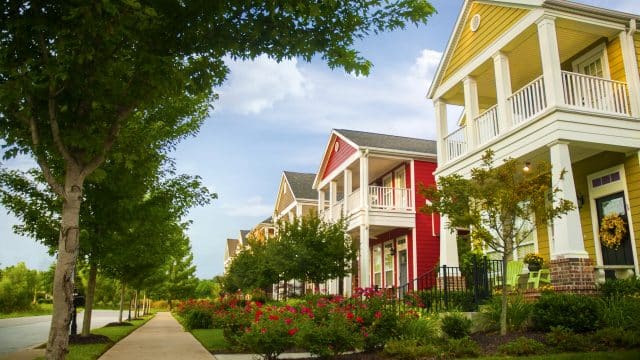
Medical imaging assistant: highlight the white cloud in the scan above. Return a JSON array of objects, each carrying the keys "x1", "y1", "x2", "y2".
[
  {"x1": 222, "y1": 196, "x2": 273, "y2": 217},
  {"x1": 214, "y1": 48, "x2": 444, "y2": 141},
  {"x1": 218, "y1": 55, "x2": 308, "y2": 115}
]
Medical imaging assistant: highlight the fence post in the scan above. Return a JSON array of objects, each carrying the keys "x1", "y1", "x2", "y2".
[
  {"x1": 442, "y1": 265, "x2": 449, "y2": 310},
  {"x1": 473, "y1": 256, "x2": 479, "y2": 309}
]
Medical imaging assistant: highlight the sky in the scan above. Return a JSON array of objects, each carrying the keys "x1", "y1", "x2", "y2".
[{"x1": 1, "y1": 0, "x2": 639, "y2": 279}]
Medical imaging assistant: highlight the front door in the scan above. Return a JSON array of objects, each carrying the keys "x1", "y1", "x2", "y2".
[{"x1": 596, "y1": 191, "x2": 634, "y2": 277}]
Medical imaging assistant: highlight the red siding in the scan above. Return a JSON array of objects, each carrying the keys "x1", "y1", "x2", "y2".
[
  {"x1": 413, "y1": 160, "x2": 440, "y2": 278},
  {"x1": 322, "y1": 136, "x2": 357, "y2": 180}
]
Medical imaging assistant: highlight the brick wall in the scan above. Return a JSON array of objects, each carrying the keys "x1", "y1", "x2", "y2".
[{"x1": 549, "y1": 258, "x2": 597, "y2": 294}]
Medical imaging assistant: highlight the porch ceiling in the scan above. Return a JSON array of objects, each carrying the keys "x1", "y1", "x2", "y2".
[
  {"x1": 439, "y1": 18, "x2": 620, "y2": 107},
  {"x1": 515, "y1": 142, "x2": 634, "y2": 167}
]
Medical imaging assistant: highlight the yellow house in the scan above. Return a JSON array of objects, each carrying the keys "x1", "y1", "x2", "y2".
[{"x1": 428, "y1": 0, "x2": 640, "y2": 292}]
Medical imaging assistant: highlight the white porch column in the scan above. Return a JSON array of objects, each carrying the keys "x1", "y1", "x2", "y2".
[
  {"x1": 434, "y1": 99, "x2": 449, "y2": 164},
  {"x1": 438, "y1": 214, "x2": 460, "y2": 267},
  {"x1": 296, "y1": 204, "x2": 302, "y2": 217},
  {"x1": 619, "y1": 28, "x2": 640, "y2": 117},
  {"x1": 344, "y1": 169, "x2": 353, "y2": 213},
  {"x1": 548, "y1": 141, "x2": 588, "y2": 258},
  {"x1": 359, "y1": 224, "x2": 371, "y2": 288},
  {"x1": 463, "y1": 76, "x2": 479, "y2": 150},
  {"x1": 359, "y1": 153, "x2": 369, "y2": 209},
  {"x1": 329, "y1": 180, "x2": 338, "y2": 219},
  {"x1": 318, "y1": 188, "x2": 325, "y2": 214},
  {"x1": 537, "y1": 16, "x2": 564, "y2": 108},
  {"x1": 493, "y1": 51, "x2": 513, "y2": 132}
]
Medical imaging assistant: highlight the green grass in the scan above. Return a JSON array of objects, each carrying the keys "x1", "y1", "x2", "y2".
[
  {"x1": 466, "y1": 350, "x2": 640, "y2": 359},
  {"x1": 63, "y1": 315, "x2": 154, "y2": 360},
  {"x1": 191, "y1": 328, "x2": 229, "y2": 352},
  {"x1": 0, "y1": 303, "x2": 53, "y2": 319}
]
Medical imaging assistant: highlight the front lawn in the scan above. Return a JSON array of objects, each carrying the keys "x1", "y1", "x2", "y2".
[{"x1": 190, "y1": 328, "x2": 229, "y2": 352}]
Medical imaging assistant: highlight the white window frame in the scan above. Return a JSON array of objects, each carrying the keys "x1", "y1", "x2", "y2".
[{"x1": 572, "y1": 43, "x2": 611, "y2": 79}]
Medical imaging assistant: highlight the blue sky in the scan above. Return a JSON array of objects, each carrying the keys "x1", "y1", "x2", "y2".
[{"x1": 1, "y1": 0, "x2": 638, "y2": 278}]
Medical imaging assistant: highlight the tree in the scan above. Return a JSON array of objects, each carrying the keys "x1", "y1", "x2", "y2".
[
  {"x1": 421, "y1": 150, "x2": 575, "y2": 336},
  {"x1": 277, "y1": 214, "x2": 354, "y2": 291},
  {"x1": 0, "y1": 2, "x2": 435, "y2": 357},
  {"x1": 194, "y1": 277, "x2": 223, "y2": 299},
  {"x1": 0, "y1": 262, "x2": 39, "y2": 312},
  {"x1": 158, "y1": 237, "x2": 198, "y2": 309}
]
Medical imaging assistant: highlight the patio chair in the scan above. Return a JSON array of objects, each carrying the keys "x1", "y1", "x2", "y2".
[
  {"x1": 527, "y1": 269, "x2": 551, "y2": 289},
  {"x1": 506, "y1": 261, "x2": 524, "y2": 289}
]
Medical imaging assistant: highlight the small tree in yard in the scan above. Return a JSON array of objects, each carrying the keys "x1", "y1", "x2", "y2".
[{"x1": 421, "y1": 150, "x2": 574, "y2": 336}]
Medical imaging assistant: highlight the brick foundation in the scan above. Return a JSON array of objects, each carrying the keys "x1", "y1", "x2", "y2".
[{"x1": 549, "y1": 258, "x2": 597, "y2": 294}]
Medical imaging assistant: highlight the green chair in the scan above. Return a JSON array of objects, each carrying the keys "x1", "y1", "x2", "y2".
[
  {"x1": 527, "y1": 269, "x2": 551, "y2": 289},
  {"x1": 506, "y1": 261, "x2": 524, "y2": 289}
]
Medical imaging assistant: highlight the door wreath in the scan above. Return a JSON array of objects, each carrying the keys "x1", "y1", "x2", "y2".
[{"x1": 599, "y1": 213, "x2": 626, "y2": 250}]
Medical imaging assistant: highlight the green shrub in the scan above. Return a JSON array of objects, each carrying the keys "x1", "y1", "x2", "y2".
[
  {"x1": 240, "y1": 315, "x2": 299, "y2": 360},
  {"x1": 363, "y1": 309, "x2": 399, "y2": 351},
  {"x1": 599, "y1": 277, "x2": 640, "y2": 299},
  {"x1": 383, "y1": 339, "x2": 439, "y2": 360},
  {"x1": 442, "y1": 337, "x2": 480, "y2": 358},
  {"x1": 397, "y1": 316, "x2": 440, "y2": 345},
  {"x1": 532, "y1": 293, "x2": 602, "y2": 333},
  {"x1": 545, "y1": 326, "x2": 590, "y2": 352},
  {"x1": 600, "y1": 296, "x2": 640, "y2": 331},
  {"x1": 498, "y1": 336, "x2": 546, "y2": 356},
  {"x1": 479, "y1": 295, "x2": 532, "y2": 331},
  {"x1": 441, "y1": 312, "x2": 472, "y2": 339},
  {"x1": 593, "y1": 327, "x2": 640, "y2": 349},
  {"x1": 297, "y1": 312, "x2": 362, "y2": 358},
  {"x1": 183, "y1": 309, "x2": 214, "y2": 330}
]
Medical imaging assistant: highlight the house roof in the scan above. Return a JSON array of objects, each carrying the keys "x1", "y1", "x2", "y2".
[
  {"x1": 283, "y1": 171, "x2": 317, "y2": 200},
  {"x1": 335, "y1": 129, "x2": 437, "y2": 155},
  {"x1": 427, "y1": 0, "x2": 640, "y2": 99},
  {"x1": 260, "y1": 216, "x2": 273, "y2": 224},
  {"x1": 226, "y1": 238, "x2": 239, "y2": 257},
  {"x1": 239, "y1": 230, "x2": 250, "y2": 245}
]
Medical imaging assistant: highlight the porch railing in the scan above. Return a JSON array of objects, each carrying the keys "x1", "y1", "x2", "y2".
[
  {"x1": 508, "y1": 75, "x2": 547, "y2": 126},
  {"x1": 330, "y1": 199, "x2": 343, "y2": 217},
  {"x1": 444, "y1": 127, "x2": 466, "y2": 161},
  {"x1": 562, "y1": 71, "x2": 630, "y2": 115},
  {"x1": 384, "y1": 257, "x2": 503, "y2": 313},
  {"x1": 347, "y1": 190, "x2": 360, "y2": 214},
  {"x1": 475, "y1": 104, "x2": 500, "y2": 145},
  {"x1": 368, "y1": 186, "x2": 413, "y2": 211}
]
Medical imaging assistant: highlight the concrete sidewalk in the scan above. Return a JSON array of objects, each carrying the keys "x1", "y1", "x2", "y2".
[{"x1": 99, "y1": 312, "x2": 213, "y2": 360}]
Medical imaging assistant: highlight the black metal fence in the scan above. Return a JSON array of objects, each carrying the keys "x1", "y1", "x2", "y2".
[{"x1": 386, "y1": 257, "x2": 503, "y2": 313}]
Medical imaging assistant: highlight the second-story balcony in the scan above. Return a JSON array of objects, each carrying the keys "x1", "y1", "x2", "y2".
[
  {"x1": 445, "y1": 70, "x2": 631, "y2": 162},
  {"x1": 321, "y1": 185, "x2": 414, "y2": 223}
]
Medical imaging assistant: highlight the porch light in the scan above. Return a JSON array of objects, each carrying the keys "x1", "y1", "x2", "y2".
[
  {"x1": 577, "y1": 193, "x2": 585, "y2": 209},
  {"x1": 523, "y1": 162, "x2": 531, "y2": 172}
]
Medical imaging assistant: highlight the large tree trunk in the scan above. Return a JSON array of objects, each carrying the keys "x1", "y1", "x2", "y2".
[
  {"x1": 46, "y1": 171, "x2": 83, "y2": 360},
  {"x1": 81, "y1": 263, "x2": 98, "y2": 337},
  {"x1": 134, "y1": 290, "x2": 139, "y2": 318},
  {"x1": 118, "y1": 282, "x2": 126, "y2": 323}
]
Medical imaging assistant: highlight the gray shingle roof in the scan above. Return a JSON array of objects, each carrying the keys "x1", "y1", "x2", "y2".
[
  {"x1": 260, "y1": 216, "x2": 273, "y2": 224},
  {"x1": 239, "y1": 230, "x2": 250, "y2": 243},
  {"x1": 283, "y1": 171, "x2": 317, "y2": 200},
  {"x1": 335, "y1": 129, "x2": 437, "y2": 155}
]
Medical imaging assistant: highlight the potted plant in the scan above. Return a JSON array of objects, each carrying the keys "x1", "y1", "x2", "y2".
[{"x1": 523, "y1": 253, "x2": 544, "y2": 272}]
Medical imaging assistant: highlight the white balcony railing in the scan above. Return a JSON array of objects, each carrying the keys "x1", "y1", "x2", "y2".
[
  {"x1": 475, "y1": 104, "x2": 499, "y2": 145},
  {"x1": 562, "y1": 71, "x2": 630, "y2": 115},
  {"x1": 347, "y1": 190, "x2": 360, "y2": 213},
  {"x1": 368, "y1": 186, "x2": 413, "y2": 211},
  {"x1": 331, "y1": 200, "x2": 344, "y2": 217},
  {"x1": 444, "y1": 127, "x2": 467, "y2": 161},
  {"x1": 508, "y1": 75, "x2": 547, "y2": 126}
]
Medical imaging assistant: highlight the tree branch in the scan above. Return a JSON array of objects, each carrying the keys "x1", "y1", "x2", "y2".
[
  {"x1": 26, "y1": 115, "x2": 64, "y2": 197},
  {"x1": 80, "y1": 107, "x2": 131, "y2": 178}
]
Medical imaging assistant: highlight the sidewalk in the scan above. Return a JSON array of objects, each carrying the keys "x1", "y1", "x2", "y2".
[{"x1": 99, "y1": 312, "x2": 213, "y2": 360}]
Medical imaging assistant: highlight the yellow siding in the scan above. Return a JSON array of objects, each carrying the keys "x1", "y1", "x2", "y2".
[
  {"x1": 442, "y1": 3, "x2": 528, "y2": 83},
  {"x1": 536, "y1": 221, "x2": 550, "y2": 264},
  {"x1": 625, "y1": 153, "x2": 640, "y2": 266},
  {"x1": 571, "y1": 152, "x2": 626, "y2": 261},
  {"x1": 607, "y1": 37, "x2": 626, "y2": 83}
]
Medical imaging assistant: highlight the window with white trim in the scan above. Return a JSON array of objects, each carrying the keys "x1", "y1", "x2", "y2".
[
  {"x1": 373, "y1": 245, "x2": 382, "y2": 288},
  {"x1": 384, "y1": 241, "x2": 394, "y2": 288}
]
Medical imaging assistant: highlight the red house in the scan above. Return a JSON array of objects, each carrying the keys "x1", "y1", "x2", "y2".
[{"x1": 313, "y1": 129, "x2": 439, "y2": 295}]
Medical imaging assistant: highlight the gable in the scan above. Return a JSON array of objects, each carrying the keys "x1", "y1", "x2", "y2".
[
  {"x1": 275, "y1": 177, "x2": 295, "y2": 214},
  {"x1": 442, "y1": 2, "x2": 529, "y2": 84},
  {"x1": 322, "y1": 135, "x2": 357, "y2": 180}
]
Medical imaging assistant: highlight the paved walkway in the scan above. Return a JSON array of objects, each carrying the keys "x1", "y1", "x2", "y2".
[{"x1": 99, "y1": 312, "x2": 213, "y2": 360}]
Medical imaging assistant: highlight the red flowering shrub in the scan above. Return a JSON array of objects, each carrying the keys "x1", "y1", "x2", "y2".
[{"x1": 239, "y1": 304, "x2": 302, "y2": 360}]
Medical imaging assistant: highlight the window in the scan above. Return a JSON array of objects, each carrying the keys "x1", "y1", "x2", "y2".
[
  {"x1": 373, "y1": 245, "x2": 382, "y2": 288},
  {"x1": 384, "y1": 242, "x2": 394, "y2": 287},
  {"x1": 572, "y1": 44, "x2": 610, "y2": 79}
]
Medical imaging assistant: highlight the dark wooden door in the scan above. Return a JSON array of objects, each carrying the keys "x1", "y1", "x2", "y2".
[{"x1": 595, "y1": 192, "x2": 634, "y2": 277}]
